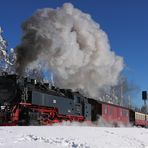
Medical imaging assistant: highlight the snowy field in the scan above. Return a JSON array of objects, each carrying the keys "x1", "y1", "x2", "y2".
[{"x1": 0, "y1": 126, "x2": 148, "y2": 148}]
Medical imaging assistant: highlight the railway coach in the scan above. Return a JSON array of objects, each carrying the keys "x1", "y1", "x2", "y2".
[
  {"x1": 88, "y1": 99, "x2": 130, "y2": 126},
  {"x1": 129, "y1": 110, "x2": 148, "y2": 127}
]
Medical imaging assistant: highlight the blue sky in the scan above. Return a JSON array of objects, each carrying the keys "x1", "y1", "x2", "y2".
[{"x1": 0, "y1": 0, "x2": 148, "y2": 107}]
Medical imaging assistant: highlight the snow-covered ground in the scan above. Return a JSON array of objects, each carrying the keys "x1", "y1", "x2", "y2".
[{"x1": 0, "y1": 126, "x2": 148, "y2": 148}]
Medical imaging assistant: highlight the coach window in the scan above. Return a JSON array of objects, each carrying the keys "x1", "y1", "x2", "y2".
[
  {"x1": 110, "y1": 107, "x2": 112, "y2": 115},
  {"x1": 77, "y1": 97, "x2": 80, "y2": 103},
  {"x1": 137, "y1": 114, "x2": 139, "y2": 120},
  {"x1": 140, "y1": 115, "x2": 142, "y2": 120},
  {"x1": 138, "y1": 114, "x2": 140, "y2": 120},
  {"x1": 123, "y1": 110, "x2": 126, "y2": 117},
  {"x1": 142, "y1": 115, "x2": 145, "y2": 120},
  {"x1": 126, "y1": 111, "x2": 128, "y2": 117},
  {"x1": 140, "y1": 115, "x2": 141, "y2": 120},
  {"x1": 104, "y1": 105, "x2": 108, "y2": 114},
  {"x1": 122, "y1": 110, "x2": 124, "y2": 116},
  {"x1": 120, "y1": 109, "x2": 122, "y2": 116}
]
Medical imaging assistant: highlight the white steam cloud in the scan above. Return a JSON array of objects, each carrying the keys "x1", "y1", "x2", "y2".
[{"x1": 16, "y1": 3, "x2": 124, "y2": 98}]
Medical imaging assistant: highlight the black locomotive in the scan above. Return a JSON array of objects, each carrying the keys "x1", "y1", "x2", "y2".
[{"x1": 0, "y1": 72, "x2": 91, "y2": 125}]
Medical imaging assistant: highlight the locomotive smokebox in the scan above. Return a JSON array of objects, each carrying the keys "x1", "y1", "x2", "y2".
[{"x1": 142, "y1": 91, "x2": 147, "y2": 100}]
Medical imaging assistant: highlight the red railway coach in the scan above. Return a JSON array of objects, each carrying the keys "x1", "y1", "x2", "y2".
[
  {"x1": 101, "y1": 102, "x2": 129, "y2": 126},
  {"x1": 88, "y1": 99, "x2": 130, "y2": 126}
]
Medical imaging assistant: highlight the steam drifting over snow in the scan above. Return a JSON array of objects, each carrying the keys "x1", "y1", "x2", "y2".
[{"x1": 16, "y1": 3, "x2": 124, "y2": 98}]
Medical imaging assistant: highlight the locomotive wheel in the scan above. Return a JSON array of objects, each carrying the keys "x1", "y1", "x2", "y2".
[{"x1": 28, "y1": 110, "x2": 40, "y2": 125}]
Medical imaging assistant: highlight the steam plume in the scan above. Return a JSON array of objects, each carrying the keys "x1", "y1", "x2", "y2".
[{"x1": 15, "y1": 3, "x2": 124, "y2": 98}]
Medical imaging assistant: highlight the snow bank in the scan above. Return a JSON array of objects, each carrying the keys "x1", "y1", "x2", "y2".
[{"x1": 0, "y1": 126, "x2": 148, "y2": 148}]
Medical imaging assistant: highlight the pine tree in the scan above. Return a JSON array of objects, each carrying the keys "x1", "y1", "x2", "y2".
[
  {"x1": 0, "y1": 27, "x2": 15, "y2": 73},
  {"x1": 0, "y1": 27, "x2": 7, "y2": 51},
  {"x1": 0, "y1": 27, "x2": 8, "y2": 72}
]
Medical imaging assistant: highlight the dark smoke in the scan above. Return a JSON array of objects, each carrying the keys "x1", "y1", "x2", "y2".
[{"x1": 16, "y1": 28, "x2": 52, "y2": 74}]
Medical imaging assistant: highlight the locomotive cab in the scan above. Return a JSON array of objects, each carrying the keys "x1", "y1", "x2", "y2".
[{"x1": 0, "y1": 73, "x2": 18, "y2": 106}]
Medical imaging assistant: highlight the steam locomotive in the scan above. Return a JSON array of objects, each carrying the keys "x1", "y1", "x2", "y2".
[{"x1": 0, "y1": 72, "x2": 148, "y2": 127}]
